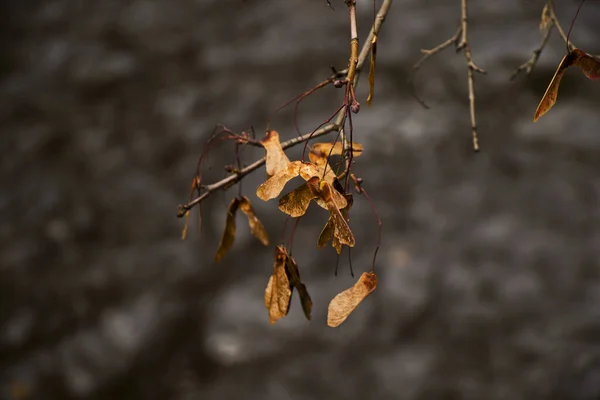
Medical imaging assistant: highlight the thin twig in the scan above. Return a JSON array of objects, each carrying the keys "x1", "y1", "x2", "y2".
[
  {"x1": 457, "y1": 0, "x2": 485, "y2": 152},
  {"x1": 409, "y1": 27, "x2": 462, "y2": 108},
  {"x1": 177, "y1": 122, "x2": 337, "y2": 217},
  {"x1": 339, "y1": 0, "x2": 355, "y2": 190},
  {"x1": 351, "y1": 174, "x2": 381, "y2": 274},
  {"x1": 547, "y1": 0, "x2": 575, "y2": 52},
  {"x1": 511, "y1": 2, "x2": 555, "y2": 80}
]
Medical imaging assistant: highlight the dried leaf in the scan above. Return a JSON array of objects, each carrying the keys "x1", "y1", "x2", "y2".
[
  {"x1": 318, "y1": 216, "x2": 335, "y2": 249},
  {"x1": 261, "y1": 130, "x2": 290, "y2": 177},
  {"x1": 257, "y1": 161, "x2": 302, "y2": 201},
  {"x1": 257, "y1": 161, "x2": 341, "y2": 202},
  {"x1": 533, "y1": 53, "x2": 573, "y2": 122},
  {"x1": 278, "y1": 181, "x2": 348, "y2": 218},
  {"x1": 278, "y1": 183, "x2": 318, "y2": 218},
  {"x1": 573, "y1": 49, "x2": 600, "y2": 80},
  {"x1": 327, "y1": 271, "x2": 378, "y2": 327},
  {"x1": 366, "y1": 34, "x2": 377, "y2": 105},
  {"x1": 311, "y1": 179, "x2": 355, "y2": 247},
  {"x1": 285, "y1": 253, "x2": 312, "y2": 320},
  {"x1": 314, "y1": 187, "x2": 347, "y2": 211},
  {"x1": 215, "y1": 198, "x2": 241, "y2": 263},
  {"x1": 238, "y1": 196, "x2": 270, "y2": 246},
  {"x1": 264, "y1": 246, "x2": 292, "y2": 324},
  {"x1": 534, "y1": 49, "x2": 600, "y2": 122},
  {"x1": 318, "y1": 194, "x2": 353, "y2": 254},
  {"x1": 309, "y1": 142, "x2": 364, "y2": 166}
]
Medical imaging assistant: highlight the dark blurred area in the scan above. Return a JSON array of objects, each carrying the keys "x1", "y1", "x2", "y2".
[{"x1": 2, "y1": 0, "x2": 600, "y2": 399}]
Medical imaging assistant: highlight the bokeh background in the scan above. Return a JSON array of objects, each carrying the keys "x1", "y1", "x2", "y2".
[{"x1": 3, "y1": 0, "x2": 600, "y2": 399}]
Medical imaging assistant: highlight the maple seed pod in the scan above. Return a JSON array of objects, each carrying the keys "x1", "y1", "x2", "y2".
[
  {"x1": 333, "y1": 79, "x2": 344, "y2": 88},
  {"x1": 351, "y1": 102, "x2": 360, "y2": 114}
]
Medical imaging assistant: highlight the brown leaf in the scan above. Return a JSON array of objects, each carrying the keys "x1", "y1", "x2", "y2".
[
  {"x1": 256, "y1": 161, "x2": 303, "y2": 201},
  {"x1": 327, "y1": 271, "x2": 378, "y2": 327},
  {"x1": 278, "y1": 183, "x2": 318, "y2": 218},
  {"x1": 261, "y1": 130, "x2": 290, "y2": 177},
  {"x1": 238, "y1": 196, "x2": 270, "y2": 246},
  {"x1": 214, "y1": 198, "x2": 241, "y2": 263},
  {"x1": 366, "y1": 34, "x2": 377, "y2": 106},
  {"x1": 285, "y1": 253, "x2": 312, "y2": 320},
  {"x1": 318, "y1": 216, "x2": 335, "y2": 249},
  {"x1": 309, "y1": 142, "x2": 364, "y2": 166},
  {"x1": 572, "y1": 49, "x2": 600, "y2": 80},
  {"x1": 534, "y1": 49, "x2": 600, "y2": 122},
  {"x1": 308, "y1": 179, "x2": 355, "y2": 247},
  {"x1": 318, "y1": 194, "x2": 353, "y2": 254},
  {"x1": 314, "y1": 187, "x2": 348, "y2": 214},
  {"x1": 256, "y1": 161, "x2": 341, "y2": 203},
  {"x1": 264, "y1": 246, "x2": 292, "y2": 324},
  {"x1": 533, "y1": 53, "x2": 573, "y2": 122}
]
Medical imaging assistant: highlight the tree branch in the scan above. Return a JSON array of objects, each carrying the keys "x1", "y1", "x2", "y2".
[{"x1": 177, "y1": 0, "x2": 394, "y2": 218}]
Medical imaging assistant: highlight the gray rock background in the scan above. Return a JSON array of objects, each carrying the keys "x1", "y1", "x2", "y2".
[{"x1": 2, "y1": 0, "x2": 600, "y2": 399}]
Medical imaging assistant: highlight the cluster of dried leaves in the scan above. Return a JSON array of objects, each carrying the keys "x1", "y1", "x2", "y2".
[
  {"x1": 264, "y1": 244, "x2": 378, "y2": 327},
  {"x1": 257, "y1": 131, "x2": 361, "y2": 252},
  {"x1": 207, "y1": 130, "x2": 377, "y2": 327}
]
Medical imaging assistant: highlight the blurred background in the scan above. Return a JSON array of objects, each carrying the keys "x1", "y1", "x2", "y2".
[{"x1": 2, "y1": 0, "x2": 600, "y2": 399}]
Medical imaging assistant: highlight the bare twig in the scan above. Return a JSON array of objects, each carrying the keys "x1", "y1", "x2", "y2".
[
  {"x1": 511, "y1": 26, "x2": 554, "y2": 80},
  {"x1": 409, "y1": 0, "x2": 485, "y2": 151},
  {"x1": 340, "y1": 0, "x2": 393, "y2": 85},
  {"x1": 511, "y1": 0, "x2": 585, "y2": 80},
  {"x1": 458, "y1": 0, "x2": 485, "y2": 152},
  {"x1": 548, "y1": 0, "x2": 575, "y2": 52},
  {"x1": 409, "y1": 26, "x2": 462, "y2": 108}
]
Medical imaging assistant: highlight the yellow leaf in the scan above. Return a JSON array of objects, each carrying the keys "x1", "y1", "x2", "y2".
[
  {"x1": 260, "y1": 130, "x2": 290, "y2": 177},
  {"x1": 327, "y1": 271, "x2": 378, "y2": 327},
  {"x1": 256, "y1": 161, "x2": 303, "y2": 201},
  {"x1": 256, "y1": 161, "x2": 338, "y2": 202}
]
